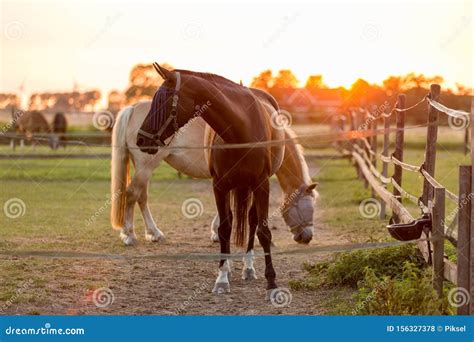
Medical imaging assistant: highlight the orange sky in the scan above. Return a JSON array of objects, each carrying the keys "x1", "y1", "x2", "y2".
[{"x1": 1, "y1": 0, "x2": 472, "y2": 105}]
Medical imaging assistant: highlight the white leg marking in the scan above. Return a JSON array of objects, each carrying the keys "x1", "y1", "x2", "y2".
[
  {"x1": 212, "y1": 259, "x2": 231, "y2": 294},
  {"x1": 242, "y1": 250, "x2": 257, "y2": 280},
  {"x1": 210, "y1": 214, "x2": 219, "y2": 242}
]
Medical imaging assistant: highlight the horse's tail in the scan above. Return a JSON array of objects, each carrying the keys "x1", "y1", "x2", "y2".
[
  {"x1": 110, "y1": 106, "x2": 133, "y2": 230},
  {"x1": 232, "y1": 186, "x2": 252, "y2": 247}
]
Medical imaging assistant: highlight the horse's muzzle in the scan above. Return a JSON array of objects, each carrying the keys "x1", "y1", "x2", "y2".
[{"x1": 292, "y1": 225, "x2": 314, "y2": 244}]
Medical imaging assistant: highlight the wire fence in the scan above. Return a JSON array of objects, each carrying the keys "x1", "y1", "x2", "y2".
[{"x1": 335, "y1": 83, "x2": 473, "y2": 314}]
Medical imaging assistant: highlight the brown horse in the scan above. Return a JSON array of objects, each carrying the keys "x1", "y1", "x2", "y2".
[
  {"x1": 51, "y1": 112, "x2": 68, "y2": 149},
  {"x1": 15, "y1": 110, "x2": 56, "y2": 148},
  {"x1": 137, "y1": 64, "x2": 285, "y2": 297}
]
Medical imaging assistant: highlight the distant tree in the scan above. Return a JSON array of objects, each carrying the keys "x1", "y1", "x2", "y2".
[
  {"x1": 273, "y1": 69, "x2": 299, "y2": 89},
  {"x1": 402, "y1": 73, "x2": 444, "y2": 89},
  {"x1": 382, "y1": 76, "x2": 404, "y2": 96},
  {"x1": 305, "y1": 75, "x2": 327, "y2": 92},
  {"x1": 343, "y1": 78, "x2": 385, "y2": 109},
  {"x1": 0, "y1": 94, "x2": 19, "y2": 109},
  {"x1": 454, "y1": 83, "x2": 472, "y2": 96},
  {"x1": 108, "y1": 90, "x2": 126, "y2": 114},
  {"x1": 250, "y1": 70, "x2": 273, "y2": 91},
  {"x1": 125, "y1": 62, "x2": 173, "y2": 104},
  {"x1": 28, "y1": 90, "x2": 101, "y2": 112}
]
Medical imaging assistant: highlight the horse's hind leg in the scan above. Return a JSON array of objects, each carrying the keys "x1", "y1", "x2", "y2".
[
  {"x1": 255, "y1": 179, "x2": 278, "y2": 297},
  {"x1": 212, "y1": 183, "x2": 231, "y2": 294},
  {"x1": 243, "y1": 201, "x2": 257, "y2": 280},
  {"x1": 210, "y1": 214, "x2": 219, "y2": 242},
  {"x1": 137, "y1": 173, "x2": 165, "y2": 243},
  {"x1": 120, "y1": 167, "x2": 149, "y2": 245}
]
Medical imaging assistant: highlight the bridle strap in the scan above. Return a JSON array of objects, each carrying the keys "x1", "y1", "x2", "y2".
[{"x1": 138, "y1": 71, "x2": 181, "y2": 147}]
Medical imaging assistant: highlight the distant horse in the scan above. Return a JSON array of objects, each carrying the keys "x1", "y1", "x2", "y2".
[
  {"x1": 135, "y1": 63, "x2": 294, "y2": 296},
  {"x1": 51, "y1": 112, "x2": 68, "y2": 149},
  {"x1": 15, "y1": 111, "x2": 55, "y2": 148}
]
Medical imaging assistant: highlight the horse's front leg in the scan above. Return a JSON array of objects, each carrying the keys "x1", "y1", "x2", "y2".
[
  {"x1": 254, "y1": 179, "x2": 278, "y2": 298},
  {"x1": 212, "y1": 183, "x2": 231, "y2": 294}
]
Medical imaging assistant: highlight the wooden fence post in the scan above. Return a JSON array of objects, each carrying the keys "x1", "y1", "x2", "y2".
[
  {"x1": 380, "y1": 108, "x2": 391, "y2": 219},
  {"x1": 350, "y1": 110, "x2": 362, "y2": 179},
  {"x1": 392, "y1": 94, "x2": 406, "y2": 222},
  {"x1": 422, "y1": 84, "x2": 441, "y2": 207},
  {"x1": 370, "y1": 110, "x2": 378, "y2": 199},
  {"x1": 362, "y1": 109, "x2": 369, "y2": 189},
  {"x1": 338, "y1": 115, "x2": 346, "y2": 152},
  {"x1": 458, "y1": 165, "x2": 471, "y2": 314},
  {"x1": 432, "y1": 186, "x2": 445, "y2": 297},
  {"x1": 470, "y1": 99, "x2": 474, "y2": 315},
  {"x1": 464, "y1": 125, "x2": 469, "y2": 155}
]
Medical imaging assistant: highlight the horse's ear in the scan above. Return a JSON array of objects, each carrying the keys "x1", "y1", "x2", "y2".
[
  {"x1": 153, "y1": 62, "x2": 174, "y2": 81},
  {"x1": 305, "y1": 183, "x2": 318, "y2": 193},
  {"x1": 240, "y1": 80, "x2": 243, "y2": 86}
]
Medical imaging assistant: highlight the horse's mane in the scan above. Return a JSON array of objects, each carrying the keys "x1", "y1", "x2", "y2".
[
  {"x1": 174, "y1": 69, "x2": 240, "y2": 88},
  {"x1": 285, "y1": 127, "x2": 312, "y2": 185}
]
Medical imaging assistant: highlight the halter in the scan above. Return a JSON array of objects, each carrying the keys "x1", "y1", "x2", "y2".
[
  {"x1": 138, "y1": 72, "x2": 181, "y2": 147},
  {"x1": 281, "y1": 185, "x2": 314, "y2": 234}
]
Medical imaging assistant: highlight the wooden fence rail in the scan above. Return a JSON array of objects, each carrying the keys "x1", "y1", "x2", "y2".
[{"x1": 337, "y1": 84, "x2": 473, "y2": 315}]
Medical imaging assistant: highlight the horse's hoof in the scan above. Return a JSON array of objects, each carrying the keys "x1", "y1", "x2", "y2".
[
  {"x1": 212, "y1": 282, "x2": 230, "y2": 294},
  {"x1": 210, "y1": 233, "x2": 219, "y2": 243},
  {"x1": 242, "y1": 268, "x2": 257, "y2": 281},
  {"x1": 145, "y1": 232, "x2": 165, "y2": 243},
  {"x1": 120, "y1": 233, "x2": 138, "y2": 246}
]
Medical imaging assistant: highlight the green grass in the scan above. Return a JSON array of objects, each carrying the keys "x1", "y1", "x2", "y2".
[{"x1": 0, "y1": 124, "x2": 468, "y2": 313}]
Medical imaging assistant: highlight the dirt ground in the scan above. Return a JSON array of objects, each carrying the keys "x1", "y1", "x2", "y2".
[{"x1": 1, "y1": 162, "x2": 353, "y2": 316}]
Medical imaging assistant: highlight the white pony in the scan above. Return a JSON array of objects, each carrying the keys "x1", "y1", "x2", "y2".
[{"x1": 110, "y1": 100, "x2": 318, "y2": 246}]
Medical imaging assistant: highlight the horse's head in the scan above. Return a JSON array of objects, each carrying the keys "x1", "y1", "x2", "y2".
[
  {"x1": 282, "y1": 183, "x2": 318, "y2": 244},
  {"x1": 137, "y1": 63, "x2": 198, "y2": 154}
]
